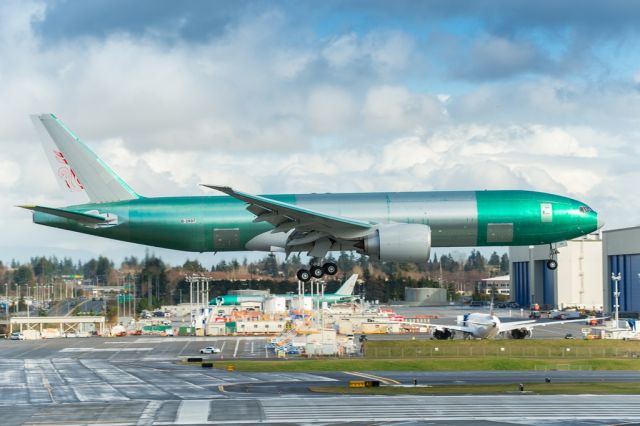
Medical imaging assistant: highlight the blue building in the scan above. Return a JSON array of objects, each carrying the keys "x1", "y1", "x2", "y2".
[{"x1": 603, "y1": 226, "x2": 640, "y2": 315}]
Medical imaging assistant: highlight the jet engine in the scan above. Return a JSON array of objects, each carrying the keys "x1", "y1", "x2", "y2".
[
  {"x1": 433, "y1": 329, "x2": 453, "y2": 340},
  {"x1": 357, "y1": 223, "x2": 431, "y2": 262},
  {"x1": 510, "y1": 328, "x2": 531, "y2": 339}
]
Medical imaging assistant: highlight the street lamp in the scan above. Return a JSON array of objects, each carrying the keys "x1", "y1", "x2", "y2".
[{"x1": 611, "y1": 272, "x2": 622, "y2": 327}]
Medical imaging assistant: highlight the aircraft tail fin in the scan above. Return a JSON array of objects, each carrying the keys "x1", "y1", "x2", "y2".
[
  {"x1": 335, "y1": 274, "x2": 358, "y2": 295},
  {"x1": 30, "y1": 113, "x2": 140, "y2": 203}
]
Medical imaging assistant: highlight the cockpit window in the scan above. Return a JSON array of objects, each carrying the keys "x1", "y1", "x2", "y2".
[{"x1": 579, "y1": 206, "x2": 592, "y2": 213}]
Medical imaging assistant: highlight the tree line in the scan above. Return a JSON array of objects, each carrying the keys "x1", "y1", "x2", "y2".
[{"x1": 0, "y1": 249, "x2": 509, "y2": 306}]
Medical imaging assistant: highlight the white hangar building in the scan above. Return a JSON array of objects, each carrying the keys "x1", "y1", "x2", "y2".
[{"x1": 509, "y1": 233, "x2": 603, "y2": 310}]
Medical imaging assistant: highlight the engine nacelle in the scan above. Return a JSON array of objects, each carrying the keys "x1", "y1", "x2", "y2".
[
  {"x1": 360, "y1": 224, "x2": 431, "y2": 262},
  {"x1": 510, "y1": 328, "x2": 530, "y2": 339},
  {"x1": 433, "y1": 329, "x2": 453, "y2": 340}
]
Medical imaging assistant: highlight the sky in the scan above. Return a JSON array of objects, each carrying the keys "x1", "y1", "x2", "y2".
[{"x1": 1, "y1": 0, "x2": 640, "y2": 267}]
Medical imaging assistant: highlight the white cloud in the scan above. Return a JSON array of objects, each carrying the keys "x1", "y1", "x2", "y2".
[
  {"x1": 1, "y1": 1, "x2": 640, "y2": 264},
  {"x1": 307, "y1": 85, "x2": 355, "y2": 133},
  {"x1": 0, "y1": 159, "x2": 21, "y2": 188},
  {"x1": 363, "y1": 85, "x2": 445, "y2": 132}
]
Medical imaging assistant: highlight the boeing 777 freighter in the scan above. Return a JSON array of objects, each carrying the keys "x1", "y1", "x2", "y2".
[{"x1": 21, "y1": 114, "x2": 603, "y2": 281}]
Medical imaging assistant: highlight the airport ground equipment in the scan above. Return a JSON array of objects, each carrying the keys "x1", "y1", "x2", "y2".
[{"x1": 23, "y1": 114, "x2": 603, "y2": 281}]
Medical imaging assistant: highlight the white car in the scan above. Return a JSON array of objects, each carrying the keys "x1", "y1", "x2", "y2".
[
  {"x1": 10, "y1": 332, "x2": 25, "y2": 340},
  {"x1": 200, "y1": 346, "x2": 221, "y2": 354}
]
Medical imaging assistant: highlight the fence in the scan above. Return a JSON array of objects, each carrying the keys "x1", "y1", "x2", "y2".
[{"x1": 364, "y1": 345, "x2": 640, "y2": 359}]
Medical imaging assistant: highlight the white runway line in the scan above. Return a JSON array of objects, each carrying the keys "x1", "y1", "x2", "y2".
[
  {"x1": 60, "y1": 347, "x2": 154, "y2": 352},
  {"x1": 233, "y1": 340, "x2": 240, "y2": 358},
  {"x1": 175, "y1": 399, "x2": 210, "y2": 424},
  {"x1": 344, "y1": 371, "x2": 401, "y2": 385}
]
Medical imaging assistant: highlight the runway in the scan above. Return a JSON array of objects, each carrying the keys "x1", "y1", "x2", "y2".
[
  {"x1": 6, "y1": 395, "x2": 640, "y2": 425},
  {"x1": 2, "y1": 337, "x2": 640, "y2": 425}
]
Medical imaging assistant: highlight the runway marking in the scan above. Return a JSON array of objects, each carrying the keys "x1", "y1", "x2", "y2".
[
  {"x1": 59, "y1": 347, "x2": 154, "y2": 352},
  {"x1": 233, "y1": 340, "x2": 240, "y2": 358},
  {"x1": 344, "y1": 371, "x2": 401, "y2": 385},
  {"x1": 175, "y1": 399, "x2": 210, "y2": 424},
  {"x1": 137, "y1": 400, "x2": 162, "y2": 426}
]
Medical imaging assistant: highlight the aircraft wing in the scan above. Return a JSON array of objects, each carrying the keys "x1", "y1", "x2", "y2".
[
  {"x1": 203, "y1": 185, "x2": 373, "y2": 257},
  {"x1": 499, "y1": 317, "x2": 600, "y2": 333},
  {"x1": 423, "y1": 323, "x2": 475, "y2": 334}
]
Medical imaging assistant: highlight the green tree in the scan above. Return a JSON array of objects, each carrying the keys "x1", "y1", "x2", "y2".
[
  {"x1": 488, "y1": 251, "x2": 501, "y2": 267},
  {"x1": 13, "y1": 265, "x2": 33, "y2": 285},
  {"x1": 500, "y1": 253, "x2": 510, "y2": 274},
  {"x1": 183, "y1": 259, "x2": 205, "y2": 273},
  {"x1": 263, "y1": 254, "x2": 279, "y2": 278},
  {"x1": 141, "y1": 255, "x2": 168, "y2": 305}
]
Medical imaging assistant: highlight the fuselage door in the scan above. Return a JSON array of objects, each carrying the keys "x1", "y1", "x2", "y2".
[
  {"x1": 213, "y1": 228, "x2": 240, "y2": 251},
  {"x1": 540, "y1": 203, "x2": 553, "y2": 223}
]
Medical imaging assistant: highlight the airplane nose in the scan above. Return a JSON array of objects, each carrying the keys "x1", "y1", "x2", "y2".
[{"x1": 597, "y1": 215, "x2": 605, "y2": 230}]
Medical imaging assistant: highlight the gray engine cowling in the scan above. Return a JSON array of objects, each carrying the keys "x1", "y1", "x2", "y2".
[{"x1": 361, "y1": 223, "x2": 431, "y2": 262}]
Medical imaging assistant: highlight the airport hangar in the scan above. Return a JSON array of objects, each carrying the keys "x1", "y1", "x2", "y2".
[{"x1": 509, "y1": 227, "x2": 640, "y2": 316}]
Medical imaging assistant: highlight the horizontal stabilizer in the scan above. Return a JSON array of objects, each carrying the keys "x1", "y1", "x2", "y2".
[{"x1": 18, "y1": 205, "x2": 107, "y2": 224}]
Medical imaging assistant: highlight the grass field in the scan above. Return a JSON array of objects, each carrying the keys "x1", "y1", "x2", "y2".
[
  {"x1": 364, "y1": 338, "x2": 640, "y2": 359},
  {"x1": 309, "y1": 382, "x2": 640, "y2": 395},
  {"x1": 202, "y1": 339, "x2": 640, "y2": 372}
]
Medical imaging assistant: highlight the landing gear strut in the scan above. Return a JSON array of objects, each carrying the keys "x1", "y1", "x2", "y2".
[
  {"x1": 296, "y1": 262, "x2": 338, "y2": 282},
  {"x1": 546, "y1": 244, "x2": 559, "y2": 270}
]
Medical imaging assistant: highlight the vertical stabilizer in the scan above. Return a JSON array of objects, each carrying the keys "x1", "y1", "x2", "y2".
[
  {"x1": 31, "y1": 113, "x2": 139, "y2": 203},
  {"x1": 335, "y1": 274, "x2": 358, "y2": 295}
]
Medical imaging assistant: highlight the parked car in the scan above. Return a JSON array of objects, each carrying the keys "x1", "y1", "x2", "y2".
[
  {"x1": 200, "y1": 346, "x2": 221, "y2": 354},
  {"x1": 10, "y1": 332, "x2": 25, "y2": 340}
]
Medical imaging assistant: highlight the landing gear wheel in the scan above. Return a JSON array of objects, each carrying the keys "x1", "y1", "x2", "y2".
[
  {"x1": 310, "y1": 265, "x2": 324, "y2": 279},
  {"x1": 546, "y1": 259, "x2": 558, "y2": 270},
  {"x1": 297, "y1": 269, "x2": 311, "y2": 282},
  {"x1": 323, "y1": 262, "x2": 338, "y2": 276}
]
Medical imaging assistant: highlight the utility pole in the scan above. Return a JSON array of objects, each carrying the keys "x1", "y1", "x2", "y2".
[
  {"x1": 611, "y1": 272, "x2": 622, "y2": 327},
  {"x1": 148, "y1": 276, "x2": 152, "y2": 310}
]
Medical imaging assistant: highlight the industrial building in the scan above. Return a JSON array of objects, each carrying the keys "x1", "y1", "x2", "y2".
[
  {"x1": 476, "y1": 275, "x2": 510, "y2": 296},
  {"x1": 602, "y1": 226, "x2": 640, "y2": 316},
  {"x1": 403, "y1": 287, "x2": 447, "y2": 306},
  {"x1": 510, "y1": 233, "x2": 603, "y2": 310}
]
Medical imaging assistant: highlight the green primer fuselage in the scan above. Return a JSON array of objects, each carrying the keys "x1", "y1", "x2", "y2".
[
  {"x1": 214, "y1": 293, "x2": 355, "y2": 306},
  {"x1": 31, "y1": 190, "x2": 599, "y2": 252}
]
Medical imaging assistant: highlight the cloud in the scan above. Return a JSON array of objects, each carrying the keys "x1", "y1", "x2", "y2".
[
  {"x1": 2, "y1": 1, "x2": 640, "y2": 265},
  {"x1": 363, "y1": 85, "x2": 446, "y2": 133},
  {"x1": 452, "y1": 35, "x2": 551, "y2": 81}
]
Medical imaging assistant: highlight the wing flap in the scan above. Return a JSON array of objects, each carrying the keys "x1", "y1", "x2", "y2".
[{"x1": 203, "y1": 185, "x2": 374, "y2": 257}]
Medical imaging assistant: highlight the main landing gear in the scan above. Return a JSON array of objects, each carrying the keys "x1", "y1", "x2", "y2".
[
  {"x1": 296, "y1": 262, "x2": 338, "y2": 282},
  {"x1": 546, "y1": 244, "x2": 559, "y2": 270}
]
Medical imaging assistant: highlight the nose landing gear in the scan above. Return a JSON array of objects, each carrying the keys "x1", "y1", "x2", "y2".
[
  {"x1": 546, "y1": 244, "x2": 559, "y2": 270},
  {"x1": 296, "y1": 262, "x2": 338, "y2": 282}
]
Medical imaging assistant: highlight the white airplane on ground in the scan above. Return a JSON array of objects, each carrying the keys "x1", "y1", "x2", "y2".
[{"x1": 428, "y1": 306, "x2": 603, "y2": 340}]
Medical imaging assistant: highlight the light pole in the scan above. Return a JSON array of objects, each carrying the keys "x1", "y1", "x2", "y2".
[{"x1": 611, "y1": 272, "x2": 622, "y2": 327}]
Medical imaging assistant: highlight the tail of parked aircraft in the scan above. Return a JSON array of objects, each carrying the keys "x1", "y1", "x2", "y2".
[
  {"x1": 30, "y1": 113, "x2": 140, "y2": 203},
  {"x1": 335, "y1": 274, "x2": 358, "y2": 295}
]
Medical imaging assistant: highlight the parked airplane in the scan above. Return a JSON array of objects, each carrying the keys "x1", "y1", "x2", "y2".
[
  {"x1": 214, "y1": 274, "x2": 359, "y2": 305},
  {"x1": 429, "y1": 309, "x2": 601, "y2": 340},
  {"x1": 22, "y1": 114, "x2": 603, "y2": 281}
]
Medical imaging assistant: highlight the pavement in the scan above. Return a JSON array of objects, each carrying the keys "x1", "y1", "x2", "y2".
[{"x1": 2, "y1": 336, "x2": 640, "y2": 425}]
